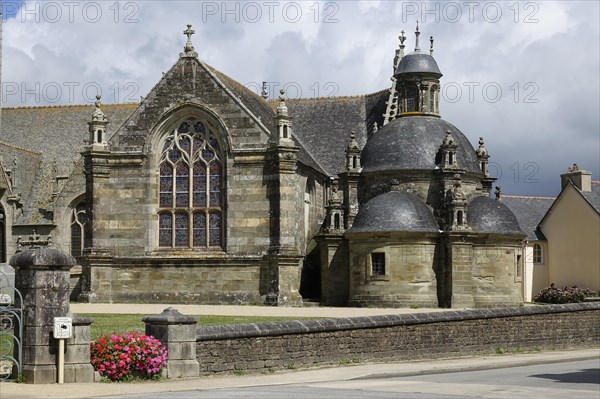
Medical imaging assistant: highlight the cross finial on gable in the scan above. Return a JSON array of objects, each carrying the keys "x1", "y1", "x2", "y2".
[
  {"x1": 184, "y1": 24, "x2": 195, "y2": 44},
  {"x1": 181, "y1": 24, "x2": 198, "y2": 58}
]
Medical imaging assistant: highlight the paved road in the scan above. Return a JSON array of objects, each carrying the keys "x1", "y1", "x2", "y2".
[{"x1": 101, "y1": 359, "x2": 600, "y2": 399}]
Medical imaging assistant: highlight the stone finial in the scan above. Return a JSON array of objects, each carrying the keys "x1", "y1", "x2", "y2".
[
  {"x1": 347, "y1": 132, "x2": 359, "y2": 151},
  {"x1": 398, "y1": 30, "x2": 406, "y2": 57},
  {"x1": 495, "y1": 185, "x2": 502, "y2": 201},
  {"x1": 276, "y1": 89, "x2": 288, "y2": 116},
  {"x1": 399, "y1": 30, "x2": 406, "y2": 46},
  {"x1": 430, "y1": 36, "x2": 434, "y2": 55},
  {"x1": 372, "y1": 122, "x2": 379, "y2": 133},
  {"x1": 442, "y1": 130, "x2": 455, "y2": 146},
  {"x1": 183, "y1": 24, "x2": 195, "y2": 50},
  {"x1": 261, "y1": 81, "x2": 269, "y2": 99},
  {"x1": 91, "y1": 95, "x2": 107, "y2": 123},
  {"x1": 331, "y1": 178, "x2": 340, "y2": 201},
  {"x1": 452, "y1": 180, "x2": 466, "y2": 201},
  {"x1": 414, "y1": 21, "x2": 421, "y2": 52},
  {"x1": 476, "y1": 137, "x2": 488, "y2": 157},
  {"x1": 181, "y1": 24, "x2": 198, "y2": 58}
]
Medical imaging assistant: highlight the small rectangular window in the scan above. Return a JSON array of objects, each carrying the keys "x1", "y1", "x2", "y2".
[
  {"x1": 533, "y1": 244, "x2": 543, "y2": 264},
  {"x1": 371, "y1": 253, "x2": 386, "y2": 276}
]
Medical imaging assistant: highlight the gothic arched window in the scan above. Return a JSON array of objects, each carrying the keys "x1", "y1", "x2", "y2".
[
  {"x1": 71, "y1": 203, "x2": 88, "y2": 257},
  {"x1": 158, "y1": 120, "x2": 224, "y2": 249}
]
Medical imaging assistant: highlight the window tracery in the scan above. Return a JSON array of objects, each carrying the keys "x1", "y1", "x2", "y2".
[
  {"x1": 158, "y1": 119, "x2": 224, "y2": 249},
  {"x1": 71, "y1": 203, "x2": 88, "y2": 257}
]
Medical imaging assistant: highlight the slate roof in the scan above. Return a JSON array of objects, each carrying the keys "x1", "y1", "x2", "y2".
[
  {"x1": 209, "y1": 66, "x2": 277, "y2": 136},
  {"x1": 348, "y1": 190, "x2": 439, "y2": 233},
  {"x1": 581, "y1": 181, "x2": 600, "y2": 214},
  {"x1": 467, "y1": 196, "x2": 525, "y2": 236},
  {"x1": 502, "y1": 195, "x2": 555, "y2": 240},
  {"x1": 1, "y1": 104, "x2": 137, "y2": 161},
  {"x1": 395, "y1": 52, "x2": 443, "y2": 77},
  {"x1": 1, "y1": 104, "x2": 136, "y2": 224},
  {"x1": 361, "y1": 115, "x2": 481, "y2": 174},
  {"x1": 279, "y1": 94, "x2": 380, "y2": 177}
]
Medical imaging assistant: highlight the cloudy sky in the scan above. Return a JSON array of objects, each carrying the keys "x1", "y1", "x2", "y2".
[{"x1": 1, "y1": 0, "x2": 598, "y2": 197}]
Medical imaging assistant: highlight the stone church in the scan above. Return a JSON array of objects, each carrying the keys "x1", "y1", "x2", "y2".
[{"x1": 0, "y1": 25, "x2": 525, "y2": 307}]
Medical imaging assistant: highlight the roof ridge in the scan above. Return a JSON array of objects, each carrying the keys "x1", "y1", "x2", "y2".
[
  {"x1": 280, "y1": 95, "x2": 366, "y2": 103},
  {"x1": 503, "y1": 195, "x2": 556, "y2": 200},
  {"x1": 0, "y1": 140, "x2": 43, "y2": 155},
  {"x1": 2, "y1": 103, "x2": 138, "y2": 110}
]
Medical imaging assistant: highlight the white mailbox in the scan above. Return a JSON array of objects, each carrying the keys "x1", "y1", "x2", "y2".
[{"x1": 53, "y1": 317, "x2": 73, "y2": 339}]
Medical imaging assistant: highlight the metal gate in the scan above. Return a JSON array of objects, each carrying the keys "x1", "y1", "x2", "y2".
[{"x1": 0, "y1": 269, "x2": 23, "y2": 381}]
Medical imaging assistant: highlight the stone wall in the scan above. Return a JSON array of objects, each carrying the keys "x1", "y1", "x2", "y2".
[
  {"x1": 83, "y1": 260, "x2": 267, "y2": 303},
  {"x1": 348, "y1": 239, "x2": 438, "y2": 308},
  {"x1": 195, "y1": 303, "x2": 599, "y2": 373}
]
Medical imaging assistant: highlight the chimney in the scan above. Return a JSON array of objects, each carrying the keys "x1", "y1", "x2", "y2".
[{"x1": 561, "y1": 164, "x2": 592, "y2": 192}]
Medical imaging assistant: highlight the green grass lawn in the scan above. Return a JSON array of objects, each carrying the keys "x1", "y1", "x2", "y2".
[{"x1": 80, "y1": 313, "x2": 316, "y2": 341}]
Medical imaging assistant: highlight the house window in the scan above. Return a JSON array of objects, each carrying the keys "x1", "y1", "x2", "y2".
[
  {"x1": 158, "y1": 120, "x2": 224, "y2": 249},
  {"x1": 371, "y1": 253, "x2": 386, "y2": 276},
  {"x1": 71, "y1": 203, "x2": 88, "y2": 257},
  {"x1": 533, "y1": 243, "x2": 543, "y2": 264}
]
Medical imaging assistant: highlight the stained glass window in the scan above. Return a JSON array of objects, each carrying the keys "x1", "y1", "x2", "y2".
[
  {"x1": 175, "y1": 212, "x2": 189, "y2": 247},
  {"x1": 159, "y1": 213, "x2": 173, "y2": 247},
  {"x1": 209, "y1": 213, "x2": 222, "y2": 247},
  {"x1": 193, "y1": 212, "x2": 206, "y2": 246},
  {"x1": 159, "y1": 163, "x2": 173, "y2": 208},
  {"x1": 158, "y1": 117, "x2": 224, "y2": 249},
  {"x1": 209, "y1": 162, "x2": 222, "y2": 207}
]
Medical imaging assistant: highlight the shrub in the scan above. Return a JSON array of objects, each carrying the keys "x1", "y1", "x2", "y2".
[
  {"x1": 90, "y1": 331, "x2": 167, "y2": 381},
  {"x1": 533, "y1": 283, "x2": 597, "y2": 304}
]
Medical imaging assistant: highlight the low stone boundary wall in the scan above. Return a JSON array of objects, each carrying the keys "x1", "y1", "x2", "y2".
[{"x1": 196, "y1": 303, "x2": 600, "y2": 373}]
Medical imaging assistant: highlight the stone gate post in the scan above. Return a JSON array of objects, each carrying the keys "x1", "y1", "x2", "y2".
[
  {"x1": 142, "y1": 308, "x2": 199, "y2": 378},
  {"x1": 10, "y1": 245, "x2": 94, "y2": 383}
]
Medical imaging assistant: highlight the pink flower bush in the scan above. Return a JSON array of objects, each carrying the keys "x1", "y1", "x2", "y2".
[{"x1": 90, "y1": 332, "x2": 168, "y2": 381}]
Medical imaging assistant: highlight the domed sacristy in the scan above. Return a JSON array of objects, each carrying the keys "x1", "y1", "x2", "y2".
[
  {"x1": 361, "y1": 116, "x2": 481, "y2": 174},
  {"x1": 349, "y1": 191, "x2": 438, "y2": 233},
  {"x1": 468, "y1": 196, "x2": 523, "y2": 235}
]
